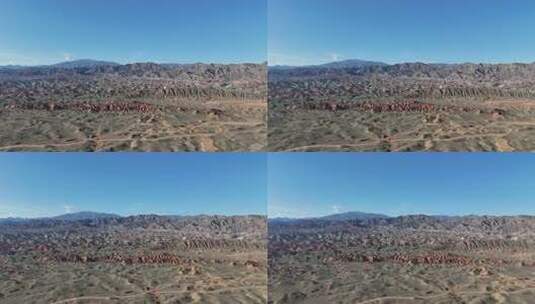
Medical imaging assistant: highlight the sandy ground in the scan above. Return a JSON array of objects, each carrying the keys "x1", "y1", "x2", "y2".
[
  {"x1": 271, "y1": 263, "x2": 535, "y2": 303},
  {"x1": 269, "y1": 247, "x2": 535, "y2": 304},
  {"x1": 0, "y1": 215, "x2": 267, "y2": 304},
  {"x1": 0, "y1": 100, "x2": 266, "y2": 152},
  {"x1": 1, "y1": 251, "x2": 267, "y2": 304},
  {"x1": 268, "y1": 99, "x2": 535, "y2": 152}
]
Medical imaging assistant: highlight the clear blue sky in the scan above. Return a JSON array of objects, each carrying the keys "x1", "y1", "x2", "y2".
[
  {"x1": 268, "y1": 153, "x2": 535, "y2": 218},
  {"x1": 0, "y1": 153, "x2": 266, "y2": 218},
  {"x1": 269, "y1": 0, "x2": 535, "y2": 65},
  {"x1": 0, "y1": 0, "x2": 267, "y2": 65}
]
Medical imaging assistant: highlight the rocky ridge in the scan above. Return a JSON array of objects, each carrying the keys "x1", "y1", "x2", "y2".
[{"x1": 269, "y1": 61, "x2": 535, "y2": 107}]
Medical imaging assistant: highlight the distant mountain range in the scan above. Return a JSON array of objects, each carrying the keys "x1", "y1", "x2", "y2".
[
  {"x1": 269, "y1": 58, "x2": 535, "y2": 70},
  {"x1": 269, "y1": 211, "x2": 535, "y2": 235},
  {"x1": 0, "y1": 59, "x2": 120, "y2": 70},
  {"x1": 51, "y1": 211, "x2": 121, "y2": 221},
  {"x1": 5, "y1": 58, "x2": 535, "y2": 72},
  {"x1": 317, "y1": 59, "x2": 388, "y2": 69},
  {"x1": 320, "y1": 211, "x2": 390, "y2": 221},
  {"x1": 0, "y1": 213, "x2": 267, "y2": 237},
  {"x1": 0, "y1": 60, "x2": 266, "y2": 90},
  {"x1": 0, "y1": 211, "x2": 121, "y2": 224},
  {"x1": 268, "y1": 58, "x2": 535, "y2": 80},
  {"x1": 0, "y1": 59, "x2": 265, "y2": 71},
  {"x1": 270, "y1": 59, "x2": 388, "y2": 70},
  {"x1": 0, "y1": 212, "x2": 268, "y2": 224},
  {"x1": 269, "y1": 211, "x2": 531, "y2": 223},
  {"x1": 269, "y1": 211, "x2": 390, "y2": 223},
  {"x1": 268, "y1": 58, "x2": 535, "y2": 102},
  {"x1": 51, "y1": 59, "x2": 120, "y2": 69},
  {"x1": 0, "y1": 65, "x2": 26, "y2": 70}
]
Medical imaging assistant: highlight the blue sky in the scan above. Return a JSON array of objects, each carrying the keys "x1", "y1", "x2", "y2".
[
  {"x1": 0, "y1": 0, "x2": 267, "y2": 65},
  {"x1": 0, "y1": 153, "x2": 267, "y2": 218},
  {"x1": 268, "y1": 153, "x2": 535, "y2": 218},
  {"x1": 269, "y1": 0, "x2": 535, "y2": 65}
]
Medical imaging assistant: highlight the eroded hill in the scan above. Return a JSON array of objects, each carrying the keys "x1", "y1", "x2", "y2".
[
  {"x1": 0, "y1": 214, "x2": 267, "y2": 304},
  {"x1": 268, "y1": 62, "x2": 535, "y2": 151},
  {"x1": 269, "y1": 214, "x2": 535, "y2": 303},
  {"x1": 0, "y1": 62, "x2": 267, "y2": 151}
]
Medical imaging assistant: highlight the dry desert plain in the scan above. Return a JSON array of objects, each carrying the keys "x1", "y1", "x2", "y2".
[
  {"x1": 0, "y1": 61, "x2": 266, "y2": 152},
  {"x1": 269, "y1": 213, "x2": 535, "y2": 304},
  {"x1": 269, "y1": 61, "x2": 535, "y2": 151},
  {"x1": 0, "y1": 213, "x2": 267, "y2": 304}
]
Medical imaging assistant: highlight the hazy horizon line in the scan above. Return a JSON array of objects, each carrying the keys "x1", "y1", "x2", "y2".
[
  {"x1": 268, "y1": 58, "x2": 535, "y2": 67},
  {"x1": 268, "y1": 212, "x2": 535, "y2": 219},
  {"x1": 0, "y1": 58, "x2": 268, "y2": 67},
  {"x1": 0, "y1": 211, "x2": 267, "y2": 220}
]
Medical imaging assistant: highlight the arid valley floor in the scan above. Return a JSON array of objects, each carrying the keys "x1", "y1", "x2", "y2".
[
  {"x1": 0, "y1": 213, "x2": 267, "y2": 304},
  {"x1": 269, "y1": 213, "x2": 535, "y2": 303},
  {"x1": 0, "y1": 61, "x2": 266, "y2": 151},
  {"x1": 269, "y1": 61, "x2": 535, "y2": 151}
]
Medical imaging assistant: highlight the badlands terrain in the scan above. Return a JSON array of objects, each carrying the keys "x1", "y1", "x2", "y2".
[
  {"x1": 0, "y1": 60, "x2": 266, "y2": 151},
  {"x1": 0, "y1": 212, "x2": 267, "y2": 304},
  {"x1": 269, "y1": 60, "x2": 535, "y2": 151},
  {"x1": 269, "y1": 212, "x2": 535, "y2": 304}
]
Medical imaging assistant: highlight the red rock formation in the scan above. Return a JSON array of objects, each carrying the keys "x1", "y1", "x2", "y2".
[
  {"x1": 332, "y1": 252, "x2": 481, "y2": 266},
  {"x1": 5, "y1": 101, "x2": 159, "y2": 113},
  {"x1": 298, "y1": 100, "x2": 476, "y2": 113},
  {"x1": 53, "y1": 252, "x2": 193, "y2": 266}
]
